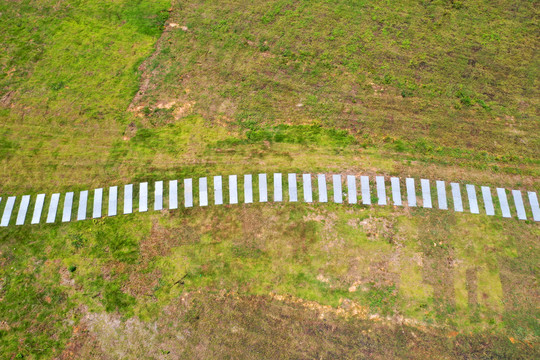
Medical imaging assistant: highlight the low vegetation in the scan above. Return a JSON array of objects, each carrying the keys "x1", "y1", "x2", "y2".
[{"x1": 0, "y1": 0, "x2": 538, "y2": 358}]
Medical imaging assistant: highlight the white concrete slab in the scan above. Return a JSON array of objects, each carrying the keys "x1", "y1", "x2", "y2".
[
  {"x1": 16, "y1": 195, "x2": 30, "y2": 225},
  {"x1": 450, "y1": 183, "x2": 463, "y2": 212},
  {"x1": 108, "y1": 186, "x2": 118, "y2": 217},
  {"x1": 406, "y1": 178, "x2": 416, "y2": 207},
  {"x1": 420, "y1": 179, "x2": 432, "y2": 208},
  {"x1": 1, "y1": 197, "x2": 16, "y2": 227},
  {"x1": 289, "y1": 173, "x2": 298, "y2": 202},
  {"x1": 481, "y1": 186, "x2": 495, "y2": 216},
  {"x1": 527, "y1": 192, "x2": 540, "y2": 222},
  {"x1": 214, "y1": 176, "x2": 223, "y2": 205},
  {"x1": 78, "y1": 191, "x2": 88, "y2": 220},
  {"x1": 169, "y1": 180, "x2": 178, "y2": 209},
  {"x1": 124, "y1": 184, "x2": 133, "y2": 214},
  {"x1": 31, "y1": 194, "x2": 45, "y2": 224},
  {"x1": 244, "y1": 175, "x2": 253, "y2": 204},
  {"x1": 466, "y1": 185, "x2": 479, "y2": 214},
  {"x1": 496, "y1": 188, "x2": 511, "y2": 218},
  {"x1": 512, "y1": 190, "x2": 526, "y2": 220},
  {"x1": 184, "y1": 179, "x2": 193, "y2": 208},
  {"x1": 361, "y1": 176, "x2": 371, "y2": 205},
  {"x1": 318, "y1": 174, "x2": 327, "y2": 203},
  {"x1": 333, "y1": 175, "x2": 342, "y2": 203},
  {"x1": 390, "y1": 177, "x2": 402, "y2": 206},
  {"x1": 376, "y1": 176, "x2": 387, "y2": 206},
  {"x1": 139, "y1": 183, "x2": 148, "y2": 213},
  {"x1": 303, "y1": 174, "x2": 313, "y2": 203},
  {"x1": 259, "y1": 174, "x2": 268, "y2": 203},
  {"x1": 199, "y1": 177, "x2": 208, "y2": 206},
  {"x1": 154, "y1": 181, "x2": 163, "y2": 211},
  {"x1": 229, "y1": 175, "x2": 238, "y2": 204},
  {"x1": 274, "y1": 173, "x2": 283, "y2": 202},
  {"x1": 46, "y1": 193, "x2": 60, "y2": 223},
  {"x1": 62, "y1": 192, "x2": 74, "y2": 223},
  {"x1": 436, "y1": 181, "x2": 447, "y2": 210},
  {"x1": 93, "y1": 188, "x2": 103, "y2": 218},
  {"x1": 347, "y1": 175, "x2": 357, "y2": 204}
]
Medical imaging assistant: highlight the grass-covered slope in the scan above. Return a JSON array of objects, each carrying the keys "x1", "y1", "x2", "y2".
[
  {"x1": 0, "y1": 0, "x2": 170, "y2": 193},
  {"x1": 132, "y1": 0, "x2": 539, "y2": 173},
  {"x1": 1, "y1": 206, "x2": 539, "y2": 358},
  {"x1": 0, "y1": 0, "x2": 539, "y2": 358}
]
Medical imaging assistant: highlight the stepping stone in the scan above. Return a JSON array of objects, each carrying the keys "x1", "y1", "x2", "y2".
[
  {"x1": 214, "y1": 176, "x2": 223, "y2": 205},
  {"x1": 527, "y1": 191, "x2": 540, "y2": 221},
  {"x1": 333, "y1": 175, "x2": 342, "y2": 203},
  {"x1": 244, "y1": 175, "x2": 253, "y2": 204},
  {"x1": 496, "y1": 188, "x2": 511, "y2": 218},
  {"x1": 436, "y1": 181, "x2": 447, "y2": 210},
  {"x1": 318, "y1": 174, "x2": 328, "y2": 203},
  {"x1": 62, "y1": 192, "x2": 74, "y2": 223},
  {"x1": 1, "y1": 196, "x2": 16, "y2": 227},
  {"x1": 390, "y1": 177, "x2": 402, "y2": 206},
  {"x1": 303, "y1": 174, "x2": 313, "y2": 203},
  {"x1": 229, "y1": 175, "x2": 238, "y2": 204},
  {"x1": 289, "y1": 174, "x2": 298, "y2": 202},
  {"x1": 139, "y1": 183, "x2": 148, "y2": 212},
  {"x1": 124, "y1": 184, "x2": 133, "y2": 214},
  {"x1": 376, "y1": 176, "x2": 386, "y2": 205},
  {"x1": 466, "y1": 185, "x2": 479, "y2": 214},
  {"x1": 199, "y1": 178, "x2": 208, "y2": 206},
  {"x1": 169, "y1": 180, "x2": 178, "y2": 209},
  {"x1": 527, "y1": 192, "x2": 539, "y2": 221},
  {"x1": 274, "y1": 173, "x2": 283, "y2": 202},
  {"x1": 259, "y1": 174, "x2": 268, "y2": 203},
  {"x1": 184, "y1": 179, "x2": 193, "y2": 208},
  {"x1": 481, "y1": 186, "x2": 495, "y2": 216},
  {"x1": 93, "y1": 188, "x2": 103, "y2": 218},
  {"x1": 31, "y1": 194, "x2": 45, "y2": 224},
  {"x1": 406, "y1": 178, "x2": 416, "y2": 207},
  {"x1": 78, "y1": 191, "x2": 88, "y2": 220},
  {"x1": 420, "y1": 179, "x2": 432, "y2": 208},
  {"x1": 16, "y1": 195, "x2": 31, "y2": 225},
  {"x1": 155, "y1": 181, "x2": 163, "y2": 210},
  {"x1": 450, "y1": 183, "x2": 463, "y2": 212},
  {"x1": 512, "y1": 190, "x2": 526, "y2": 220},
  {"x1": 347, "y1": 175, "x2": 357, "y2": 204},
  {"x1": 47, "y1": 193, "x2": 60, "y2": 223},
  {"x1": 108, "y1": 186, "x2": 118, "y2": 216},
  {"x1": 361, "y1": 176, "x2": 371, "y2": 205}
]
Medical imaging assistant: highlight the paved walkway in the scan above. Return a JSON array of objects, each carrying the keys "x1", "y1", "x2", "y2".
[{"x1": 0, "y1": 174, "x2": 538, "y2": 227}]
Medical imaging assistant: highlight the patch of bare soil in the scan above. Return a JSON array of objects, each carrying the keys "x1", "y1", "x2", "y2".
[
  {"x1": 127, "y1": 8, "x2": 195, "y2": 124},
  {"x1": 62, "y1": 291, "x2": 537, "y2": 359},
  {"x1": 139, "y1": 221, "x2": 180, "y2": 262}
]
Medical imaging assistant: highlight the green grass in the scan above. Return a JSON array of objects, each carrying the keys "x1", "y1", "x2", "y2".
[
  {"x1": 0, "y1": 0, "x2": 539, "y2": 358},
  {"x1": 0, "y1": 0, "x2": 171, "y2": 193},
  {"x1": 132, "y1": 0, "x2": 539, "y2": 169},
  {"x1": 1, "y1": 205, "x2": 538, "y2": 358}
]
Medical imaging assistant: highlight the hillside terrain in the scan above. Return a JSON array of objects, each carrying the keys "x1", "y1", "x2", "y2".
[{"x1": 0, "y1": 0, "x2": 538, "y2": 358}]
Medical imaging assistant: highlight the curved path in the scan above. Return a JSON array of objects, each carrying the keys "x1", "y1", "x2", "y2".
[{"x1": 0, "y1": 173, "x2": 539, "y2": 227}]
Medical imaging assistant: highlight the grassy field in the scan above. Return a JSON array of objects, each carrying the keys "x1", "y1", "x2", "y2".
[{"x1": 0, "y1": 0, "x2": 539, "y2": 358}]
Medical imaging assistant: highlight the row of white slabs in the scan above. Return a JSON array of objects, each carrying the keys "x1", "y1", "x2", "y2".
[{"x1": 0, "y1": 174, "x2": 539, "y2": 227}]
